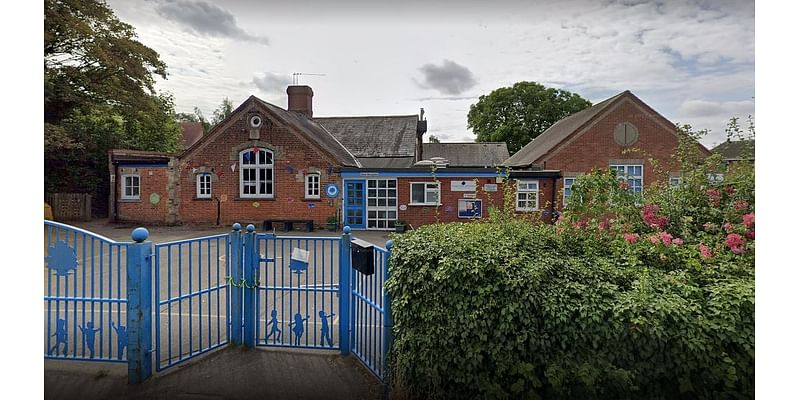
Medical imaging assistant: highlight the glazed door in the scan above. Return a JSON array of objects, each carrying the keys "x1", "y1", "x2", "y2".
[{"x1": 344, "y1": 180, "x2": 366, "y2": 229}]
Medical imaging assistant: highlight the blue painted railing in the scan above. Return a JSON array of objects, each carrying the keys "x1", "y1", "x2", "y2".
[
  {"x1": 45, "y1": 220, "x2": 395, "y2": 387},
  {"x1": 153, "y1": 231, "x2": 230, "y2": 372}
]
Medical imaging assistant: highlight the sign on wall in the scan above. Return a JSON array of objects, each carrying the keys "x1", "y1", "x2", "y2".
[
  {"x1": 457, "y1": 199, "x2": 482, "y2": 219},
  {"x1": 325, "y1": 183, "x2": 340, "y2": 198},
  {"x1": 483, "y1": 184, "x2": 498, "y2": 192},
  {"x1": 451, "y1": 180, "x2": 477, "y2": 192}
]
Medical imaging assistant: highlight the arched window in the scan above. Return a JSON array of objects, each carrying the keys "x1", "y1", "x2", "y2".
[{"x1": 239, "y1": 148, "x2": 274, "y2": 198}]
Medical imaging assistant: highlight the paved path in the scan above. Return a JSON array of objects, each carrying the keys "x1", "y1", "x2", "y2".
[{"x1": 45, "y1": 346, "x2": 382, "y2": 400}]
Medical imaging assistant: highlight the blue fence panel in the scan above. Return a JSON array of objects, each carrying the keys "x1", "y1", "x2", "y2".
[
  {"x1": 44, "y1": 221, "x2": 128, "y2": 363},
  {"x1": 255, "y1": 233, "x2": 342, "y2": 350},
  {"x1": 350, "y1": 240, "x2": 391, "y2": 380},
  {"x1": 154, "y1": 233, "x2": 230, "y2": 371}
]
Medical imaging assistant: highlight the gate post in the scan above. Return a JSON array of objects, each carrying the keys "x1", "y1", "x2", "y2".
[
  {"x1": 229, "y1": 223, "x2": 243, "y2": 346},
  {"x1": 383, "y1": 240, "x2": 394, "y2": 394},
  {"x1": 126, "y1": 227, "x2": 153, "y2": 384},
  {"x1": 339, "y1": 226, "x2": 352, "y2": 355},
  {"x1": 242, "y1": 224, "x2": 257, "y2": 348}
]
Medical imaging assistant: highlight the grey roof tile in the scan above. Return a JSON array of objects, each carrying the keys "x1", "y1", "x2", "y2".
[
  {"x1": 315, "y1": 115, "x2": 419, "y2": 158},
  {"x1": 421, "y1": 143, "x2": 509, "y2": 167}
]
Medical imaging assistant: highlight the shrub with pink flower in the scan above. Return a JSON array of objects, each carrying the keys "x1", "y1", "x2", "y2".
[
  {"x1": 598, "y1": 219, "x2": 611, "y2": 230},
  {"x1": 742, "y1": 213, "x2": 755, "y2": 229},
  {"x1": 699, "y1": 243, "x2": 713, "y2": 259},
  {"x1": 623, "y1": 233, "x2": 639, "y2": 244},
  {"x1": 671, "y1": 238, "x2": 684, "y2": 246},
  {"x1": 642, "y1": 204, "x2": 668, "y2": 229},
  {"x1": 707, "y1": 189, "x2": 721, "y2": 206},
  {"x1": 746, "y1": 230, "x2": 755, "y2": 240},
  {"x1": 733, "y1": 200, "x2": 749, "y2": 211},
  {"x1": 659, "y1": 231, "x2": 673, "y2": 245},
  {"x1": 725, "y1": 233, "x2": 745, "y2": 254},
  {"x1": 647, "y1": 234, "x2": 660, "y2": 245},
  {"x1": 723, "y1": 223, "x2": 734, "y2": 233}
]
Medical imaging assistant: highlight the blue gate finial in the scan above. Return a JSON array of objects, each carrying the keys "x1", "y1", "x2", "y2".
[
  {"x1": 232, "y1": 223, "x2": 241, "y2": 231},
  {"x1": 131, "y1": 227, "x2": 149, "y2": 243},
  {"x1": 343, "y1": 226, "x2": 351, "y2": 234},
  {"x1": 246, "y1": 224, "x2": 255, "y2": 233}
]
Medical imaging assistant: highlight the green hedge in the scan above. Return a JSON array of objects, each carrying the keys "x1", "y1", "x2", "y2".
[{"x1": 386, "y1": 221, "x2": 754, "y2": 399}]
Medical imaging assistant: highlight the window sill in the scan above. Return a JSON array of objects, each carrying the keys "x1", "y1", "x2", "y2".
[
  {"x1": 193, "y1": 197, "x2": 213, "y2": 201},
  {"x1": 235, "y1": 197, "x2": 275, "y2": 201},
  {"x1": 119, "y1": 198, "x2": 141, "y2": 203}
]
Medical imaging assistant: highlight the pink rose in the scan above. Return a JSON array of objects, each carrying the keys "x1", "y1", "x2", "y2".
[
  {"x1": 733, "y1": 200, "x2": 749, "y2": 211},
  {"x1": 642, "y1": 204, "x2": 668, "y2": 229},
  {"x1": 699, "y1": 244, "x2": 713, "y2": 259},
  {"x1": 725, "y1": 233, "x2": 745, "y2": 254},
  {"x1": 598, "y1": 219, "x2": 610, "y2": 230},
  {"x1": 659, "y1": 231, "x2": 673, "y2": 245},
  {"x1": 671, "y1": 238, "x2": 684, "y2": 246},
  {"x1": 746, "y1": 230, "x2": 755, "y2": 240},
  {"x1": 723, "y1": 223, "x2": 734, "y2": 233},
  {"x1": 742, "y1": 213, "x2": 755, "y2": 228},
  {"x1": 623, "y1": 233, "x2": 639, "y2": 244}
]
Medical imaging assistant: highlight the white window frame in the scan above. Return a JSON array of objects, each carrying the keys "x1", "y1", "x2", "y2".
[
  {"x1": 515, "y1": 180, "x2": 539, "y2": 211},
  {"x1": 409, "y1": 182, "x2": 440, "y2": 206},
  {"x1": 610, "y1": 164, "x2": 644, "y2": 193},
  {"x1": 196, "y1": 173, "x2": 212, "y2": 199},
  {"x1": 121, "y1": 174, "x2": 140, "y2": 200},
  {"x1": 707, "y1": 173, "x2": 724, "y2": 183},
  {"x1": 239, "y1": 148, "x2": 274, "y2": 198},
  {"x1": 669, "y1": 176, "x2": 681, "y2": 188},
  {"x1": 305, "y1": 172, "x2": 320, "y2": 199},
  {"x1": 563, "y1": 177, "x2": 576, "y2": 207}
]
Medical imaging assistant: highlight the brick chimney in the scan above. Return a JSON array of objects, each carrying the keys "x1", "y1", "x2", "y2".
[{"x1": 287, "y1": 85, "x2": 314, "y2": 117}]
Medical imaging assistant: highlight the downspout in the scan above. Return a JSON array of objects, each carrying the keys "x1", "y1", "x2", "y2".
[
  {"x1": 215, "y1": 195, "x2": 221, "y2": 226},
  {"x1": 112, "y1": 162, "x2": 119, "y2": 223},
  {"x1": 550, "y1": 175, "x2": 557, "y2": 224}
]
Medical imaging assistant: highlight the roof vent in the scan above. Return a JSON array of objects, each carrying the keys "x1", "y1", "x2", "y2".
[{"x1": 414, "y1": 160, "x2": 435, "y2": 166}]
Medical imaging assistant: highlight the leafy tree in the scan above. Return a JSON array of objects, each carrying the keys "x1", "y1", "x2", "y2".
[
  {"x1": 428, "y1": 135, "x2": 441, "y2": 143},
  {"x1": 468, "y1": 82, "x2": 592, "y2": 155},
  {"x1": 176, "y1": 106, "x2": 211, "y2": 134},
  {"x1": 44, "y1": 0, "x2": 180, "y2": 216},
  {"x1": 211, "y1": 97, "x2": 234, "y2": 126}
]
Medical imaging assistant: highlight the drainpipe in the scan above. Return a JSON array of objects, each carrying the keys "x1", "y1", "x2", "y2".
[{"x1": 215, "y1": 195, "x2": 221, "y2": 226}]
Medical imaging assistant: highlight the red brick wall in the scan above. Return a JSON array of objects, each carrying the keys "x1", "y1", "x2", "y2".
[
  {"x1": 177, "y1": 103, "x2": 340, "y2": 227},
  {"x1": 541, "y1": 98, "x2": 682, "y2": 210},
  {"x1": 396, "y1": 176, "x2": 556, "y2": 227},
  {"x1": 116, "y1": 167, "x2": 170, "y2": 223}
]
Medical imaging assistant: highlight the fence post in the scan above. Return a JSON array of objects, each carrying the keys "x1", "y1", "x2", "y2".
[
  {"x1": 229, "y1": 223, "x2": 243, "y2": 346},
  {"x1": 243, "y1": 224, "x2": 257, "y2": 348},
  {"x1": 383, "y1": 240, "x2": 394, "y2": 395},
  {"x1": 339, "y1": 226, "x2": 352, "y2": 355},
  {"x1": 126, "y1": 227, "x2": 153, "y2": 384}
]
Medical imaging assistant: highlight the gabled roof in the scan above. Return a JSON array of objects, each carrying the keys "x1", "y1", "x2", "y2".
[
  {"x1": 181, "y1": 96, "x2": 360, "y2": 167},
  {"x1": 504, "y1": 91, "x2": 626, "y2": 167},
  {"x1": 421, "y1": 142, "x2": 509, "y2": 167},
  {"x1": 712, "y1": 139, "x2": 755, "y2": 161},
  {"x1": 314, "y1": 115, "x2": 419, "y2": 158},
  {"x1": 179, "y1": 122, "x2": 204, "y2": 149}
]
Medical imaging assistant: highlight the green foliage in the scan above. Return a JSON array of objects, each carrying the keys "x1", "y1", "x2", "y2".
[
  {"x1": 44, "y1": 0, "x2": 180, "y2": 215},
  {"x1": 211, "y1": 97, "x2": 234, "y2": 126},
  {"x1": 387, "y1": 119, "x2": 754, "y2": 399},
  {"x1": 467, "y1": 82, "x2": 592, "y2": 154}
]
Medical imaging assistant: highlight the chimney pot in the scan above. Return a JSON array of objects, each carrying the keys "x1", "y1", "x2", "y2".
[{"x1": 287, "y1": 85, "x2": 314, "y2": 117}]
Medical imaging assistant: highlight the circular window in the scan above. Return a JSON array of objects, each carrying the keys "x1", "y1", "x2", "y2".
[
  {"x1": 249, "y1": 115, "x2": 262, "y2": 128},
  {"x1": 613, "y1": 122, "x2": 639, "y2": 146}
]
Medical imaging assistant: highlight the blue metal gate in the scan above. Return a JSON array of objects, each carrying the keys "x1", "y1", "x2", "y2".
[{"x1": 45, "y1": 221, "x2": 394, "y2": 385}]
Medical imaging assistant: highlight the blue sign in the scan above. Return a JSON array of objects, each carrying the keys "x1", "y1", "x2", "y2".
[
  {"x1": 325, "y1": 183, "x2": 340, "y2": 198},
  {"x1": 457, "y1": 199, "x2": 482, "y2": 219}
]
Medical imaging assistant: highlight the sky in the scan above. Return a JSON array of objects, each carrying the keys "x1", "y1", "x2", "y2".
[{"x1": 106, "y1": 0, "x2": 755, "y2": 148}]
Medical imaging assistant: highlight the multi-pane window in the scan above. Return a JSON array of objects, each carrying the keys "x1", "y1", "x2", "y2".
[
  {"x1": 305, "y1": 173, "x2": 320, "y2": 199},
  {"x1": 367, "y1": 179, "x2": 397, "y2": 229},
  {"x1": 516, "y1": 180, "x2": 539, "y2": 211},
  {"x1": 239, "y1": 148, "x2": 274, "y2": 198},
  {"x1": 409, "y1": 182, "x2": 440, "y2": 205},
  {"x1": 197, "y1": 174, "x2": 212, "y2": 198},
  {"x1": 707, "y1": 173, "x2": 724, "y2": 183},
  {"x1": 669, "y1": 176, "x2": 681, "y2": 188},
  {"x1": 563, "y1": 177, "x2": 576, "y2": 206},
  {"x1": 610, "y1": 164, "x2": 643, "y2": 193},
  {"x1": 121, "y1": 174, "x2": 140, "y2": 200}
]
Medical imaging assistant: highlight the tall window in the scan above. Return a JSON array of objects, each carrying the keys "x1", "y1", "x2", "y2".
[
  {"x1": 410, "y1": 182, "x2": 440, "y2": 205},
  {"x1": 121, "y1": 174, "x2": 140, "y2": 200},
  {"x1": 240, "y1": 148, "x2": 274, "y2": 198},
  {"x1": 516, "y1": 180, "x2": 539, "y2": 211},
  {"x1": 563, "y1": 177, "x2": 576, "y2": 206},
  {"x1": 610, "y1": 164, "x2": 643, "y2": 193},
  {"x1": 197, "y1": 174, "x2": 212, "y2": 198},
  {"x1": 305, "y1": 173, "x2": 320, "y2": 199}
]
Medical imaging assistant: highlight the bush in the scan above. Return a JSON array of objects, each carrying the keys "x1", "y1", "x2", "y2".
[{"x1": 386, "y1": 120, "x2": 754, "y2": 399}]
